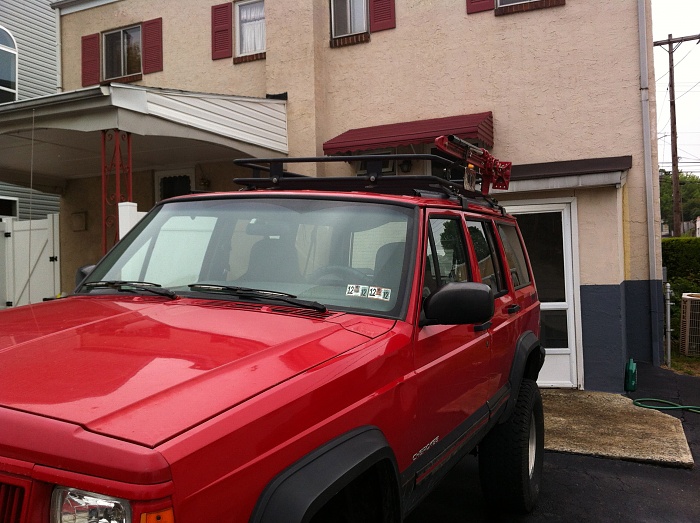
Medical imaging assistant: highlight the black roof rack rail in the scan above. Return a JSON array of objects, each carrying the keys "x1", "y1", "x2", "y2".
[{"x1": 233, "y1": 153, "x2": 491, "y2": 201}]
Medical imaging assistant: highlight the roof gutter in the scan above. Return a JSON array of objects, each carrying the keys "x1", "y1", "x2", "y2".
[
  {"x1": 0, "y1": 86, "x2": 108, "y2": 116},
  {"x1": 638, "y1": 0, "x2": 662, "y2": 365}
]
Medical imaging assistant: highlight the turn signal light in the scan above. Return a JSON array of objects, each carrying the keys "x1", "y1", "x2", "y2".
[{"x1": 141, "y1": 508, "x2": 175, "y2": 523}]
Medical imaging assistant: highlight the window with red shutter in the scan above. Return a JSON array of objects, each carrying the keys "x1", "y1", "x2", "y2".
[
  {"x1": 466, "y1": 0, "x2": 494, "y2": 14},
  {"x1": 370, "y1": 0, "x2": 395, "y2": 32},
  {"x1": 81, "y1": 33, "x2": 100, "y2": 87},
  {"x1": 212, "y1": 3, "x2": 233, "y2": 60},
  {"x1": 142, "y1": 18, "x2": 163, "y2": 74}
]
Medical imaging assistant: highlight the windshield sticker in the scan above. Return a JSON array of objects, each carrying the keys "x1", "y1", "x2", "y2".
[{"x1": 346, "y1": 285, "x2": 391, "y2": 301}]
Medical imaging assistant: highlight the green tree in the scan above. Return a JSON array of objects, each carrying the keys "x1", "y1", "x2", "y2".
[{"x1": 659, "y1": 170, "x2": 700, "y2": 226}]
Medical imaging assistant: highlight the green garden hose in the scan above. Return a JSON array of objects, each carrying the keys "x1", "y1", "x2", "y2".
[{"x1": 633, "y1": 398, "x2": 700, "y2": 414}]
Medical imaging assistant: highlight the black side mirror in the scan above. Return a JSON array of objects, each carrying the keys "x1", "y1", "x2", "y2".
[
  {"x1": 421, "y1": 282, "x2": 494, "y2": 326},
  {"x1": 75, "y1": 264, "x2": 96, "y2": 289}
]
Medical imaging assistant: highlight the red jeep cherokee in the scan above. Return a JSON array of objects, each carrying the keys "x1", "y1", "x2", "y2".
[{"x1": 0, "y1": 138, "x2": 543, "y2": 522}]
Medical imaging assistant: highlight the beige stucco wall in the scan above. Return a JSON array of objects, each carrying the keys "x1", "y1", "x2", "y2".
[{"x1": 56, "y1": 0, "x2": 660, "y2": 292}]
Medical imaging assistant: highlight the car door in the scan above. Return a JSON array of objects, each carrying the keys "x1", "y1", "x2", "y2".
[
  {"x1": 414, "y1": 212, "x2": 492, "y2": 455},
  {"x1": 465, "y1": 219, "x2": 518, "y2": 398}
]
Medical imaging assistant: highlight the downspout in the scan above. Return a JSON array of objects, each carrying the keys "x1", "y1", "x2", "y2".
[
  {"x1": 638, "y1": 0, "x2": 662, "y2": 365},
  {"x1": 54, "y1": 7, "x2": 63, "y2": 92}
]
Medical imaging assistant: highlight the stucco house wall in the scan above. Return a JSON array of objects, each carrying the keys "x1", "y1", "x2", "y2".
[{"x1": 51, "y1": 0, "x2": 661, "y2": 391}]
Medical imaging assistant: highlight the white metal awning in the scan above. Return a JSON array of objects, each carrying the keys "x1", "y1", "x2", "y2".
[{"x1": 0, "y1": 83, "x2": 288, "y2": 192}]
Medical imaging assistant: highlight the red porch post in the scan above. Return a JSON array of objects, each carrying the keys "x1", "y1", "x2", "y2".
[{"x1": 101, "y1": 130, "x2": 133, "y2": 254}]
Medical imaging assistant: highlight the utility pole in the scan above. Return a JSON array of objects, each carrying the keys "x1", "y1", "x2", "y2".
[{"x1": 654, "y1": 33, "x2": 700, "y2": 237}]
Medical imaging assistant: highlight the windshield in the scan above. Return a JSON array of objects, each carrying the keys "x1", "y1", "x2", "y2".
[{"x1": 80, "y1": 197, "x2": 416, "y2": 318}]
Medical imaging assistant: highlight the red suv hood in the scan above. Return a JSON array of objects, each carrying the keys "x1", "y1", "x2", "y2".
[{"x1": 0, "y1": 296, "x2": 391, "y2": 447}]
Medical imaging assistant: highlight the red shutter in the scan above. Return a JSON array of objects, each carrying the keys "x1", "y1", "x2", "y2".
[
  {"x1": 370, "y1": 0, "x2": 395, "y2": 32},
  {"x1": 212, "y1": 3, "x2": 233, "y2": 60},
  {"x1": 142, "y1": 18, "x2": 163, "y2": 74},
  {"x1": 81, "y1": 33, "x2": 100, "y2": 87},
  {"x1": 466, "y1": 0, "x2": 495, "y2": 14}
]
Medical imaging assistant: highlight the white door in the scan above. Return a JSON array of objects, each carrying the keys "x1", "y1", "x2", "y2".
[
  {"x1": 1, "y1": 214, "x2": 60, "y2": 309},
  {"x1": 506, "y1": 202, "x2": 582, "y2": 389}
]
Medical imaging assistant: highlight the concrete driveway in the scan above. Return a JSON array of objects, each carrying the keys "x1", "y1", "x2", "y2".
[{"x1": 407, "y1": 363, "x2": 700, "y2": 522}]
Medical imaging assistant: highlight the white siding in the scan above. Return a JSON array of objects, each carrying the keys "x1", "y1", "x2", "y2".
[
  {"x1": 0, "y1": 0, "x2": 57, "y2": 100},
  {"x1": 0, "y1": 182, "x2": 60, "y2": 220}
]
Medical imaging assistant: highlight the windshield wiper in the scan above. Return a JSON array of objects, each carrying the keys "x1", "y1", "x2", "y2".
[
  {"x1": 81, "y1": 280, "x2": 178, "y2": 299},
  {"x1": 188, "y1": 283, "x2": 327, "y2": 312}
]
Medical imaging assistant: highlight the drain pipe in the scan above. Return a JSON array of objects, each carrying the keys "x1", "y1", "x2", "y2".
[
  {"x1": 638, "y1": 0, "x2": 662, "y2": 365},
  {"x1": 54, "y1": 6, "x2": 63, "y2": 93},
  {"x1": 665, "y1": 282, "x2": 672, "y2": 367}
]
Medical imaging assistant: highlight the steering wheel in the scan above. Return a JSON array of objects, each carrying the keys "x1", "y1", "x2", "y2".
[{"x1": 310, "y1": 266, "x2": 370, "y2": 285}]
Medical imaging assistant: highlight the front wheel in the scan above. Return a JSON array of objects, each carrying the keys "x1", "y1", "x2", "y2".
[{"x1": 478, "y1": 378, "x2": 544, "y2": 514}]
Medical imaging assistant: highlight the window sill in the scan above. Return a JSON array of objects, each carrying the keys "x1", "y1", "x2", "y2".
[
  {"x1": 495, "y1": 0, "x2": 565, "y2": 16},
  {"x1": 101, "y1": 73, "x2": 143, "y2": 84},
  {"x1": 234, "y1": 52, "x2": 266, "y2": 64},
  {"x1": 330, "y1": 32, "x2": 370, "y2": 49}
]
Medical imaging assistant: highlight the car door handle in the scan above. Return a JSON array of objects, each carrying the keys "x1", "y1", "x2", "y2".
[
  {"x1": 474, "y1": 321, "x2": 492, "y2": 332},
  {"x1": 505, "y1": 304, "x2": 521, "y2": 315}
]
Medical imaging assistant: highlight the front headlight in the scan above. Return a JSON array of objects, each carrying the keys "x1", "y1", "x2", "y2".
[{"x1": 51, "y1": 487, "x2": 131, "y2": 523}]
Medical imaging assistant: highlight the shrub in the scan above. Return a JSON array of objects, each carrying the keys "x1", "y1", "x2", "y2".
[{"x1": 662, "y1": 238, "x2": 700, "y2": 342}]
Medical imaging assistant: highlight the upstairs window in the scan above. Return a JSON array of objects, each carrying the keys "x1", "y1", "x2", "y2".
[
  {"x1": 236, "y1": 0, "x2": 265, "y2": 57},
  {"x1": 332, "y1": 0, "x2": 368, "y2": 38},
  {"x1": 0, "y1": 26, "x2": 17, "y2": 104},
  {"x1": 467, "y1": 0, "x2": 565, "y2": 15},
  {"x1": 82, "y1": 18, "x2": 162, "y2": 87},
  {"x1": 330, "y1": 0, "x2": 395, "y2": 48},
  {"x1": 494, "y1": 0, "x2": 565, "y2": 15},
  {"x1": 103, "y1": 25, "x2": 142, "y2": 80}
]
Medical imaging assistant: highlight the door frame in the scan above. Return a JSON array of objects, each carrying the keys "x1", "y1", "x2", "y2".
[{"x1": 504, "y1": 197, "x2": 583, "y2": 389}]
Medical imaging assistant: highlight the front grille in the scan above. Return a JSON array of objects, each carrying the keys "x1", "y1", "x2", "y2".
[{"x1": 0, "y1": 482, "x2": 24, "y2": 523}]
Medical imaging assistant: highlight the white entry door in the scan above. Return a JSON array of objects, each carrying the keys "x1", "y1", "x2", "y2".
[
  {"x1": 506, "y1": 202, "x2": 581, "y2": 389},
  {"x1": 0, "y1": 214, "x2": 60, "y2": 309}
]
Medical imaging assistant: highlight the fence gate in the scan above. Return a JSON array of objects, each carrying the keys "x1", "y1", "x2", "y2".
[{"x1": 0, "y1": 214, "x2": 60, "y2": 309}]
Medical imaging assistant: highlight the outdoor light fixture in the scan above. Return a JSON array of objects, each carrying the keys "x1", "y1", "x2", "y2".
[{"x1": 399, "y1": 159, "x2": 412, "y2": 173}]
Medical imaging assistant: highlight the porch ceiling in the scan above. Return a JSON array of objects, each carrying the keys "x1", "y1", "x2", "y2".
[{"x1": 0, "y1": 83, "x2": 288, "y2": 192}]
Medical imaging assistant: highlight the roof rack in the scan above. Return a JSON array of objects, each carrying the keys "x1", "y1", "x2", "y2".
[{"x1": 232, "y1": 136, "x2": 511, "y2": 208}]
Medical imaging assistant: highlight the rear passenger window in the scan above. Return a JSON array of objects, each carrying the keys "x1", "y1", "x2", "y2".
[
  {"x1": 497, "y1": 224, "x2": 532, "y2": 289},
  {"x1": 466, "y1": 221, "x2": 506, "y2": 295}
]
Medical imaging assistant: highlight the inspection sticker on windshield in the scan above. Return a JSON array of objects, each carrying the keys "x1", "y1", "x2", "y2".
[{"x1": 346, "y1": 285, "x2": 391, "y2": 301}]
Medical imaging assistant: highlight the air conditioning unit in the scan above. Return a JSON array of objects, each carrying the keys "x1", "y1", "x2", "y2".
[{"x1": 680, "y1": 293, "x2": 700, "y2": 357}]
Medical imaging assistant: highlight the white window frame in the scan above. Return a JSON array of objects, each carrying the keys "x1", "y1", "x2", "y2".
[
  {"x1": 497, "y1": 0, "x2": 538, "y2": 6},
  {"x1": 331, "y1": 0, "x2": 368, "y2": 38},
  {"x1": 102, "y1": 24, "x2": 142, "y2": 80},
  {"x1": 0, "y1": 26, "x2": 18, "y2": 104},
  {"x1": 356, "y1": 149, "x2": 396, "y2": 175},
  {"x1": 236, "y1": 0, "x2": 266, "y2": 57}
]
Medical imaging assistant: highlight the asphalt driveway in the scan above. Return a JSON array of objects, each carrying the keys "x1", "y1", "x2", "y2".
[{"x1": 407, "y1": 362, "x2": 700, "y2": 522}]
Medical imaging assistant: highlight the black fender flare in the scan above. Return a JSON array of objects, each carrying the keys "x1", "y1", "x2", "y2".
[
  {"x1": 500, "y1": 331, "x2": 544, "y2": 423},
  {"x1": 250, "y1": 426, "x2": 400, "y2": 523}
]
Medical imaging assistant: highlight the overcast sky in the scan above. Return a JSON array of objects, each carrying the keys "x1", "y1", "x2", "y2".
[{"x1": 651, "y1": 0, "x2": 700, "y2": 175}]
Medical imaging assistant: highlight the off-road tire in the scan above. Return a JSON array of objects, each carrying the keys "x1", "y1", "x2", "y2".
[{"x1": 478, "y1": 378, "x2": 544, "y2": 514}]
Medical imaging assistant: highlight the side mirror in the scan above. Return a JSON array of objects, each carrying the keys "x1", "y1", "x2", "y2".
[
  {"x1": 75, "y1": 264, "x2": 96, "y2": 289},
  {"x1": 421, "y1": 282, "x2": 494, "y2": 326}
]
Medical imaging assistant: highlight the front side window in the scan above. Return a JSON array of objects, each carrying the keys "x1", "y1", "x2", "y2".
[
  {"x1": 81, "y1": 198, "x2": 415, "y2": 318},
  {"x1": 0, "y1": 26, "x2": 17, "y2": 104},
  {"x1": 332, "y1": 0, "x2": 368, "y2": 38},
  {"x1": 236, "y1": 0, "x2": 266, "y2": 56},
  {"x1": 423, "y1": 216, "x2": 471, "y2": 298},
  {"x1": 103, "y1": 25, "x2": 141, "y2": 80}
]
